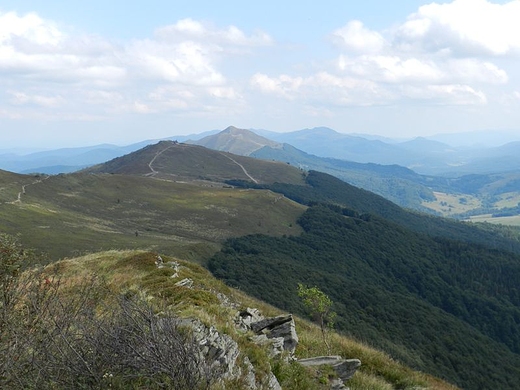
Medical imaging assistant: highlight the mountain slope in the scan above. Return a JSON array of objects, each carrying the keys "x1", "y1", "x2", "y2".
[
  {"x1": 193, "y1": 127, "x2": 437, "y2": 211},
  {"x1": 209, "y1": 199, "x2": 520, "y2": 389},
  {"x1": 0, "y1": 143, "x2": 307, "y2": 260},
  {"x1": 251, "y1": 143, "x2": 436, "y2": 211},
  {"x1": 87, "y1": 140, "x2": 305, "y2": 186},
  {"x1": 3, "y1": 247, "x2": 458, "y2": 390},
  {"x1": 229, "y1": 170, "x2": 520, "y2": 254}
]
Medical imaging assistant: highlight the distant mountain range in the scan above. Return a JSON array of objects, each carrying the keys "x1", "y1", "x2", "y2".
[
  {"x1": 191, "y1": 127, "x2": 520, "y2": 218},
  {"x1": 3, "y1": 126, "x2": 520, "y2": 176},
  {"x1": 253, "y1": 126, "x2": 520, "y2": 176},
  {"x1": 0, "y1": 131, "x2": 218, "y2": 175},
  {"x1": 2, "y1": 125, "x2": 520, "y2": 218}
]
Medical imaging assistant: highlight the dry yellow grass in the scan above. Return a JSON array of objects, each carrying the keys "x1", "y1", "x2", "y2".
[
  {"x1": 422, "y1": 191, "x2": 481, "y2": 216},
  {"x1": 36, "y1": 250, "x2": 459, "y2": 390}
]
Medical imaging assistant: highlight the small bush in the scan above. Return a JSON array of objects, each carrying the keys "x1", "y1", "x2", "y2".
[{"x1": 0, "y1": 244, "x2": 214, "y2": 390}]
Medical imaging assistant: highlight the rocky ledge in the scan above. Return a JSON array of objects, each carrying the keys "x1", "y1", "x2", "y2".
[{"x1": 182, "y1": 305, "x2": 360, "y2": 389}]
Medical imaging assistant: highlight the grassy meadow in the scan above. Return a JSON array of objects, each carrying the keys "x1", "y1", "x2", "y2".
[{"x1": 0, "y1": 170, "x2": 304, "y2": 261}]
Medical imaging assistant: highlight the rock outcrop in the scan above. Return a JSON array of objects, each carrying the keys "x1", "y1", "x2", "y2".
[
  {"x1": 174, "y1": 284, "x2": 359, "y2": 389},
  {"x1": 234, "y1": 308, "x2": 360, "y2": 389},
  {"x1": 181, "y1": 318, "x2": 281, "y2": 390},
  {"x1": 237, "y1": 309, "x2": 299, "y2": 358},
  {"x1": 298, "y1": 356, "x2": 362, "y2": 389}
]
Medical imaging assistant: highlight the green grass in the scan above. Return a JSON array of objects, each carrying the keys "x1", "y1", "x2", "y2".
[
  {"x1": 0, "y1": 172, "x2": 305, "y2": 261},
  {"x1": 468, "y1": 214, "x2": 520, "y2": 226}
]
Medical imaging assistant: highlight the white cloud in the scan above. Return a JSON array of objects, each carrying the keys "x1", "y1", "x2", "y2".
[
  {"x1": 396, "y1": 0, "x2": 520, "y2": 56},
  {"x1": 250, "y1": 73, "x2": 303, "y2": 98},
  {"x1": 338, "y1": 55, "x2": 507, "y2": 85},
  {"x1": 332, "y1": 20, "x2": 386, "y2": 53},
  {"x1": 9, "y1": 91, "x2": 64, "y2": 107},
  {"x1": 250, "y1": 72, "x2": 393, "y2": 106},
  {"x1": 0, "y1": 11, "x2": 126, "y2": 88},
  {"x1": 132, "y1": 101, "x2": 154, "y2": 114},
  {"x1": 126, "y1": 39, "x2": 225, "y2": 85},
  {"x1": 155, "y1": 18, "x2": 273, "y2": 46},
  {"x1": 1, "y1": 3, "x2": 518, "y2": 131},
  {"x1": 402, "y1": 84, "x2": 487, "y2": 105},
  {"x1": 254, "y1": 0, "x2": 515, "y2": 109},
  {"x1": 0, "y1": 11, "x2": 261, "y2": 121},
  {"x1": 0, "y1": 11, "x2": 260, "y2": 90},
  {"x1": 339, "y1": 55, "x2": 443, "y2": 83},
  {"x1": 0, "y1": 11, "x2": 63, "y2": 46}
]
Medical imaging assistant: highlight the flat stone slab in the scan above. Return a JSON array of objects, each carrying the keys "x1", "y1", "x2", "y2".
[{"x1": 298, "y1": 356, "x2": 343, "y2": 366}]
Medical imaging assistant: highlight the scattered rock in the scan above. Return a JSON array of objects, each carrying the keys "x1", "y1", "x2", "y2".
[
  {"x1": 250, "y1": 314, "x2": 292, "y2": 333},
  {"x1": 298, "y1": 356, "x2": 361, "y2": 388},
  {"x1": 333, "y1": 359, "x2": 362, "y2": 381},
  {"x1": 216, "y1": 292, "x2": 239, "y2": 309},
  {"x1": 236, "y1": 307, "x2": 264, "y2": 330},
  {"x1": 175, "y1": 278, "x2": 193, "y2": 288},
  {"x1": 250, "y1": 314, "x2": 298, "y2": 356}
]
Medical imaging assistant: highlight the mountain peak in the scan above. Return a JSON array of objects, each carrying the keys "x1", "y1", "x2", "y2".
[
  {"x1": 222, "y1": 125, "x2": 241, "y2": 133},
  {"x1": 193, "y1": 126, "x2": 281, "y2": 156}
]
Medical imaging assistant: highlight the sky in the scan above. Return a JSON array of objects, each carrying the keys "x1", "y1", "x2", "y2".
[{"x1": 1, "y1": 0, "x2": 520, "y2": 148}]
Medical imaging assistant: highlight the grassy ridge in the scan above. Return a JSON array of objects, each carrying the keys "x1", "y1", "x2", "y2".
[
  {"x1": 87, "y1": 141, "x2": 306, "y2": 186},
  {"x1": 0, "y1": 171, "x2": 304, "y2": 260},
  {"x1": 30, "y1": 249, "x2": 458, "y2": 390}
]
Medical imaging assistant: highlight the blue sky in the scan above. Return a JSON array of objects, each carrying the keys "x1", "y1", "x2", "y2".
[{"x1": 1, "y1": 0, "x2": 520, "y2": 148}]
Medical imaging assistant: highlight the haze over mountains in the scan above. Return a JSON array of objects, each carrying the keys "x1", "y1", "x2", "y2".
[
  {"x1": 2, "y1": 126, "x2": 520, "y2": 221},
  {"x1": 2, "y1": 126, "x2": 520, "y2": 176}
]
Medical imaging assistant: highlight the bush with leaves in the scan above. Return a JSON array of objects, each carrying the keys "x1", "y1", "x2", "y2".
[
  {"x1": 297, "y1": 283, "x2": 336, "y2": 354},
  {"x1": 0, "y1": 234, "x2": 214, "y2": 390}
]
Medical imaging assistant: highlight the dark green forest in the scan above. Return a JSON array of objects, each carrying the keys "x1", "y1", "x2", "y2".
[
  {"x1": 213, "y1": 172, "x2": 520, "y2": 389},
  {"x1": 227, "y1": 171, "x2": 520, "y2": 252}
]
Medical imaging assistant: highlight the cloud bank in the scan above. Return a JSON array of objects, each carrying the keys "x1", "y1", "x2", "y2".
[
  {"x1": 1, "y1": 0, "x2": 519, "y2": 142},
  {"x1": 253, "y1": 0, "x2": 517, "y2": 108}
]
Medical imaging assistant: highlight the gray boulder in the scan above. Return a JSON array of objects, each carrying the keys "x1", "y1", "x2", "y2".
[
  {"x1": 298, "y1": 356, "x2": 361, "y2": 388},
  {"x1": 250, "y1": 314, "x2": 299, "y2": 356}
]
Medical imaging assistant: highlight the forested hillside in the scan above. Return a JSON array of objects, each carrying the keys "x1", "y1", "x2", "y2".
[
  {"x1": 212, "y1": 172, "x2": 520, "y2": 389},
  {"x1": 227, "y1": 171, "x2": 520, "y2": 253}
]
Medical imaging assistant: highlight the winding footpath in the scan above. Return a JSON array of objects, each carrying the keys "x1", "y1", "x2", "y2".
[
  {"x1": 9, "y1": 175, "x2": 49, "y2": 204},
  {"x1": 144, "y1": 143, "x2": 259, "y2": 184},
  {"x1": 220, "y1": 153, "x2": 259, "y2": 184},
  {"x1": 146, "y1": 144, "x2": 176, "y2": 177}
]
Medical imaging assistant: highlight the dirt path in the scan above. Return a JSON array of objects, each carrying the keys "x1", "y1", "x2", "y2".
[
  {"x1": 10, "y1": 176, "x2": 49, "y2": 204},
  {"x1": 220, "y1": 153, "x2": 259, "y2": 184},
  {"x1": 146, "y1": 145, "x2": 175, "y2": 177}
]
